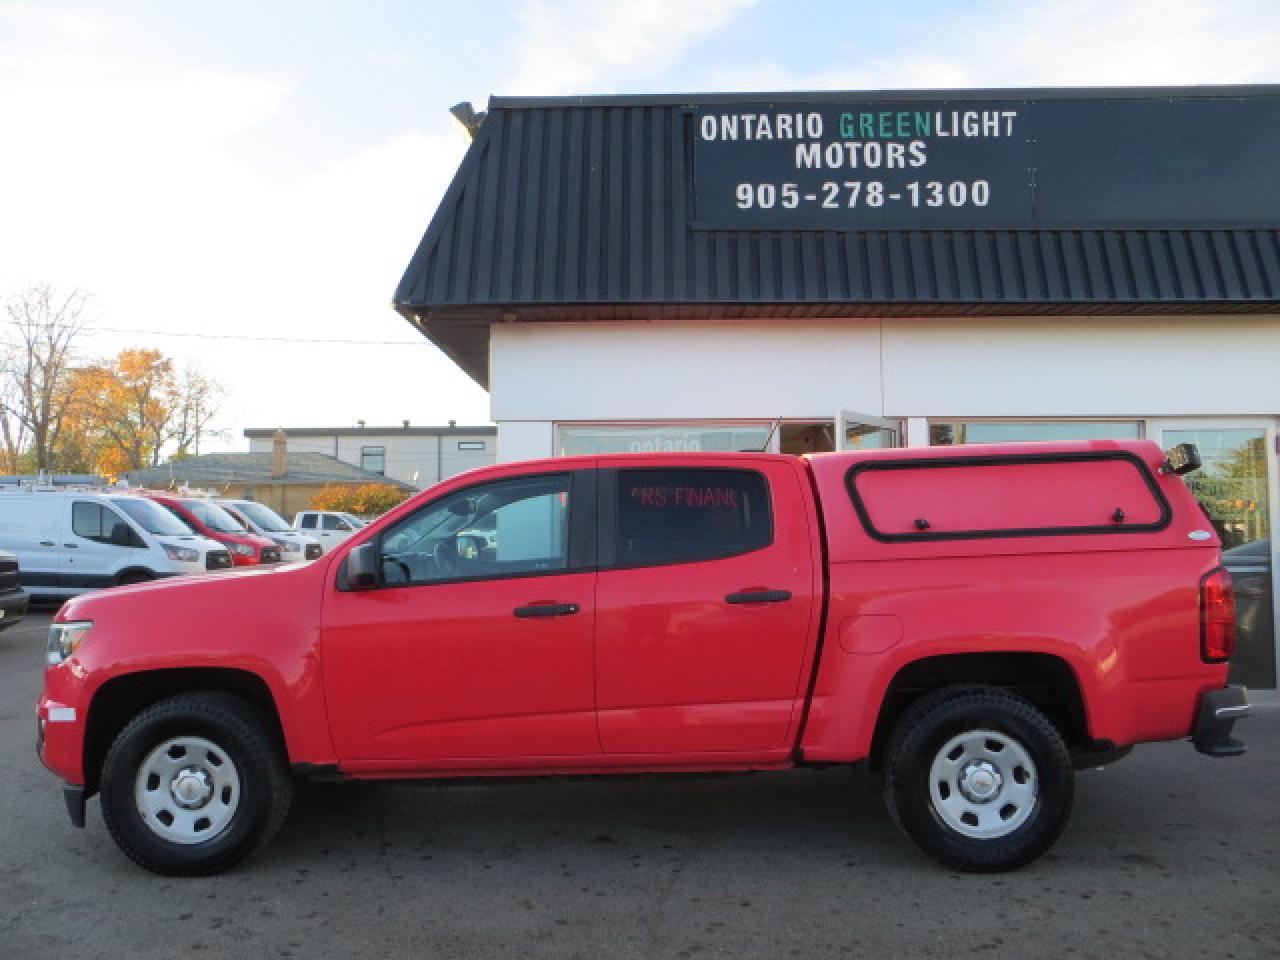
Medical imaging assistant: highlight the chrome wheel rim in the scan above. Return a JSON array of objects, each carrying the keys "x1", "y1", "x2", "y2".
[
  {"x1": 928, "y1": 729, "x2": 1038, "y2": 839},
  {"x1": 134, "y1": 736, "x2": 241, "y2": 845}
]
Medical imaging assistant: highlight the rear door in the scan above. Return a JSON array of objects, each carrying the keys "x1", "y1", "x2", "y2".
[{"x1": 594, "y1": 459, "x2": 819, "y2": 755}]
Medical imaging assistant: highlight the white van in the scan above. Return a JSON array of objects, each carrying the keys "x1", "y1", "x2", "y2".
[{"x1": 0, "y1": 489, "x2": 233, "y2": 596}]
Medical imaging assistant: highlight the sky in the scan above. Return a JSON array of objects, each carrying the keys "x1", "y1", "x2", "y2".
[{"x1": 2, "y1": 0, "x2": 1278, "y2": 452}]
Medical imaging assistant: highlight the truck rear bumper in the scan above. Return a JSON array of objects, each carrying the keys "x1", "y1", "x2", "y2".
[{"x1": 1192, "y1": 685, "x2": 1249, "y2": 757}]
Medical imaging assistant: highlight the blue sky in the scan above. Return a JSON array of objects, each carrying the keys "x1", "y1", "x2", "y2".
[{"x1": 2, "y1": 0, "x2": 1278, "y2": 450}]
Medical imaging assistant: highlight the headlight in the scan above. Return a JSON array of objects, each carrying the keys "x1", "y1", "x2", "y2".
[
  {"x1": 231, "y1": 543, "x2": 256, "y2": 556},
  {"x1": 162, "y1": 543, "x2": 200, "y2": 563},
  {"x1": 47, "y1": 621, "x2": 92, "y2": 666},
  {"x1": 272, "y1": 538, "x2": 302, "y2": 553}
]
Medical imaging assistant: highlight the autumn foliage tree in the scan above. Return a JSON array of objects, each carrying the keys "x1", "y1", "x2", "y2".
[
  {"x1": 68, "y1": 349, "x2": 225, "y2": 475},
  {"x1": 308, "y1": 483, "x2": 409, "y2": 516}
]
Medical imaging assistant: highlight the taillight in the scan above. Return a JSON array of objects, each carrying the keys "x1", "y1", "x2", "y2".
[{"x1": 1200, "y1": 567, "x2": 1236, "y2": 663}]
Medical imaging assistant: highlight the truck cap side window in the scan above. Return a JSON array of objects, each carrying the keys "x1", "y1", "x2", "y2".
[
  {"x1": 379, "y1": 473, "x2": 572, "y2": 585},
  {"x1": 615, "y1": 469, "x2": 772, "y2": 567},
  {"x1": 299, "y1": 514, "x2": 317, "y2": 528}
]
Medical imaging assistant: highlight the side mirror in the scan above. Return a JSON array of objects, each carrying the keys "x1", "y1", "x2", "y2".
[
  {"x1": 110, "y1": 523, "x2": 133, "y2": 547},
  {"x1": 346, "y1": 543, "x2": 379, "y2": 590}
]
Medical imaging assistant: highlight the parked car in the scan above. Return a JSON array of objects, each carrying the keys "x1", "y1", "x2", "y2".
[
  {"x1": 0, "y1": 548, "x2": 29, "y2": 630},
  {"x1": 294, "y1": 510, "x2": 366, "y2": 549},
  {"x1": 145, "y1": 495, "x2": 282, "y2": 567},
  {"x1": 218, "y1": 500, "x2": 323, "y2": 561},
  {"x1": 0, "y1": 489, "x2": 232, "y2": 597},
  {"x1": 38, "y1": 441, "x2": 1247, "y2": 876}
]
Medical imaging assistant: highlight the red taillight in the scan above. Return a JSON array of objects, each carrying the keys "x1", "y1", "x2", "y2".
[{"x1": 1200, "y1": 567, "x2": 1236, "y2": 663}]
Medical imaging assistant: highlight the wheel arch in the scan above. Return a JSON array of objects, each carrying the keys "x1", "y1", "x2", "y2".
[
  {"x1": 83, "y1": 668, "x2": 286, "y2": 796},
  {"x1": 114, "y1": 566, "x2": 158, "y2": 585},
  {"x1": 868, "y1": 652, "x2": 1093, "y2": 767}
]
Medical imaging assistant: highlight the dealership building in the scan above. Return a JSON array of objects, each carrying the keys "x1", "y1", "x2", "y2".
[{"x1": 394, "y1": 86, "x2": 1279, "y2": 687}]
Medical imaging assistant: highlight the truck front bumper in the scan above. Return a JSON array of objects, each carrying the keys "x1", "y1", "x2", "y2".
[{"x1": 1192, "y1": 684, "x2": 1250, "y2": 757}]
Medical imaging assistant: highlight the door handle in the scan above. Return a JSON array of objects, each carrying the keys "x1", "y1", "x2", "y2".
[
  {"x1": 40, "y1": 541, "x2": 55, "y2": 546},
  {"x1": 63, "y1": 543, "x2": 79, "y2": 549},
  {"x1": 725, "y1": 589, "x2": 792, "y2": 604},
  {"x1": 514, "y1": 603, "x2": 580, "y2": 618}
]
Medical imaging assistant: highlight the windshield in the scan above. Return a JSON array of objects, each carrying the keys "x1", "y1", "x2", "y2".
[
  {"x1": 228, "y1": 500, "x2": 292, "y2": 533},
  {"x1": 111, "y1": 497, "x2": 193, "y2": 536},
  {"x1": 183, "y1": 499, "x2": 247, "y2": 534},
  {"x1": 340, "y1": 513, "x2": 367, "y2": 528}
]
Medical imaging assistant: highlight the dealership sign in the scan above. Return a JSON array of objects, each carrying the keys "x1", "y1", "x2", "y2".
[{"x1": 691, "y1": 96, "x2": 1280, "y2": 230}]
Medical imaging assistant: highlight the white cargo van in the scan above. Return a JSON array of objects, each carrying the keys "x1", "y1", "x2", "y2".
[
  {"x1": 0, "y1": 489, "x2": 232, "y2": 596},
  {"x1": 219, "y1": 500, "x2": 323, "y2": 560}
]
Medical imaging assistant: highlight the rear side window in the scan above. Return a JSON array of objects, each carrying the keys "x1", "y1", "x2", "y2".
[
  {"x1": 299, "y1": 514, "x2": 317, "y2": 529},
  {"x1": 616, "y1": 469, "x2": 772, "y2": 567},
  {"x1": 847, "y1": 452, "x2": 1171, "y2": 541}
]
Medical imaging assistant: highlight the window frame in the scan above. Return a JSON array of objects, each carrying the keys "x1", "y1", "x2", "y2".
[
  {"x1": 597, "y1": 466, "x2": 775, "y2": 571},
  {"x1": 351, "y1": 469, "x2": 595, "y2": 591},
  {"x1": 845, "y1": 450, "x2": 1173, "y2": 543},
  {"x1": 457, "y1": 440, "x2": 486, "y2": 451}
]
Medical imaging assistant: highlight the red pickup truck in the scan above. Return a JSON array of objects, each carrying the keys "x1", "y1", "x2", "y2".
[{"x1": 37, "y1": 440, "x2": 1249, "y2": 876}]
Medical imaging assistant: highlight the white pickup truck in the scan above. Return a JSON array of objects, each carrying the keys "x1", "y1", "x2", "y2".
[{"x1": 292, "y1": 510, "x2": 367, "y2": 549}]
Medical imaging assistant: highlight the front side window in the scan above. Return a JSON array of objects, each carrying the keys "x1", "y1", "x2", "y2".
[
  {"x1": 616, "y1": 469, "x2": 772, "y2": 567},
  {"x1": 361, "y1": 446, "x2": 386, "y2": 474},
  {"x1": 72, "y1": 501, "x2": 135, "y2": 546},
  {"x1": 322, "y1": 515, "x2": 351, "y2": 531},
  {"x1": 379, "y1": 474, "x2": 571, "y2": 585}
]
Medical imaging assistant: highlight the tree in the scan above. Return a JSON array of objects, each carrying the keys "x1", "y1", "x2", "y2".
[
  {"x1": 0, "y1": 284, "x2": 89, "y2": 471},
  {"x1": 308, "y1": 483, "x2": 409, "y2": 516},
  {"x1": 169, "y1": 366, "x2": 223, "y2": 458},
  {"x1": 71, "y1": 348, "x2": 177, "y2": 474}
]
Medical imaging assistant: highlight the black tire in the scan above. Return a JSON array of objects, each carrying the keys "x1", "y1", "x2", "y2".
[
  {"x1": 99, "y1": 692, "x2": 293, "y2": 876},
  {"x1": 882, "y1": 686, "x2": 1074, "y2": 872}
]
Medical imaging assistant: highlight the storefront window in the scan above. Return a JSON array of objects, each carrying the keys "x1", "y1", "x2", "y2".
[
  {"x1": 558, "y1": 424, "x2": 773, "y2": 456},
  {"x1": 929, "y1": 421, "x2": 1142, "y2": 445}
]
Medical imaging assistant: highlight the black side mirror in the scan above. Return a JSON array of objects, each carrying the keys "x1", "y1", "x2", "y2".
[
  {"x1": 109, "y1": 523, "x2": 133, "y2": 547},
  {"x1": 346, "y1": 542, "x2": 379, "y2": 590}
]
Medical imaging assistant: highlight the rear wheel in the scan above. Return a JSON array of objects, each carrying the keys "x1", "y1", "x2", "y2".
[
  {"x1": 882, "y1": 687, "x2": 1074, "y2": 872},
  {"x1": 99, "y1": 692, "x2": 293, "y2": 876}
]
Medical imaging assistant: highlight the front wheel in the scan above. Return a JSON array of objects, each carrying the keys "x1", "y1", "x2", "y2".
[
  {"x1": 882, "y1": 687, "x2": 1074, "y2": 872},
  {"x1": 99, "y1": 692, "x2": 293, "y2": 875}
]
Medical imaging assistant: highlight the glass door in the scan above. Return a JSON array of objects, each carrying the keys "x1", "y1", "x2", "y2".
[
  {"x1": 1152, "y1": 421, "x2": 1277, "y2": 688},
  {"x1": 837, "y1": 411, "x2": 901, "y2": 450}
]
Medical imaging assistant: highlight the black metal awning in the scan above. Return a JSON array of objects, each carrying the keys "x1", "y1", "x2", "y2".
[{"x1": 395, "y1": 87, "x2": 1280, "y2": 387}]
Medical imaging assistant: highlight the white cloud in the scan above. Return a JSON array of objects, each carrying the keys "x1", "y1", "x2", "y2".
[
  {"x1": 507, "y1": 0, "x2": 759, "y2": 94},
  {"x1": 707, "y1": 0, "x2": 1280, "y2": 90}
]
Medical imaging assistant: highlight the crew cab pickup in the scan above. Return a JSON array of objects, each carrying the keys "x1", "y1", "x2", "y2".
[{"x1": 37, "y1": 441, "x2": 1249, "y2": 876}]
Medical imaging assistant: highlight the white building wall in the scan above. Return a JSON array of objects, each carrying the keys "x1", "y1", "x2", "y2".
[
  {"x1": 488, "y1": 315, "x2": 1280, "y2": 460},
  {"x1": 248, "y1": 431, "x2": 495, "y2": 488}
]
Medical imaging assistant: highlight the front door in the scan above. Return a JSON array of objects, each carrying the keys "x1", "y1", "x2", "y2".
[
  {"x1": 594, "y1": 460, "x2": 818, "y2": 755},
  {"x1": 1152, "y1": 421, "x2": 1277, "y2": 688},
  {"x1": 321, "y1": 470, "x2": 599, "y2": 766}
]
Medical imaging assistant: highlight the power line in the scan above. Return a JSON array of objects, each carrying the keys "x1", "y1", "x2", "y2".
[{"x1": 2, "y1": 320, "x2": 425, "y2": 346}]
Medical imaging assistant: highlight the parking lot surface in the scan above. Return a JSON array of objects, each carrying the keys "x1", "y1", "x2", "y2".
[{"x1": 3, "y1": 610, "x2": 1277, "y2": 959}]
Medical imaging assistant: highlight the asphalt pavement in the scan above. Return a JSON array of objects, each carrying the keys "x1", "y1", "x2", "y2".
[{"x1": 2, "y1": 609, "x2": 1277, "y2": 959}]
